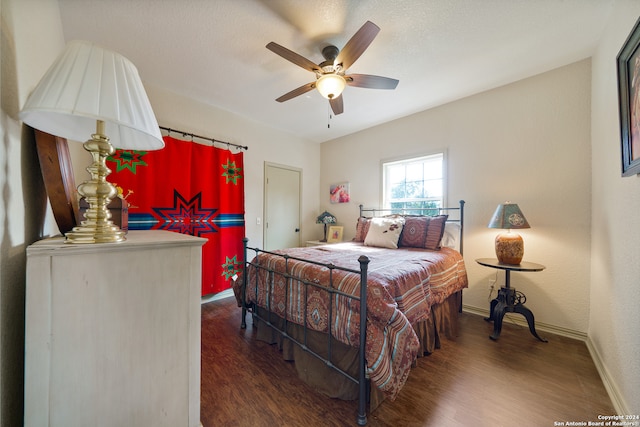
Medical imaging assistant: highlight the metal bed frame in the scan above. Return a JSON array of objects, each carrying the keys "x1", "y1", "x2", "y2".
[{"x1": 240, "y1": 200, "x2": 465, "y2": 425}]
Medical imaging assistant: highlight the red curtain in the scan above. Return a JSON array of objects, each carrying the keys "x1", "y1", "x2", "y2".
[{"x1": 107, "y1": 135, "x2": 245, "y2": 296}]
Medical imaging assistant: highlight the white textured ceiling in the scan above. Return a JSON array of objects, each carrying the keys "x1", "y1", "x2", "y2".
[{"x1": 58, "y1": 0, "x2": 613, "y2": 143}]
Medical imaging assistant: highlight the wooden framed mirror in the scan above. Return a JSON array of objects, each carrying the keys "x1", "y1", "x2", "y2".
[{"x1": 33, "y1": 127, "x2": 80, "y2": 234}]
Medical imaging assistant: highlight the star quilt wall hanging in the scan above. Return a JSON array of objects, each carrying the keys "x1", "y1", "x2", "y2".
[{"x1": 107, "y1": 135, "x2": 245, "y2": 295}]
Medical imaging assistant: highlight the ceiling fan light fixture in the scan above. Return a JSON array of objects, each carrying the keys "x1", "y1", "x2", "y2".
[{"x1": 316, "y1": 74, "x2": 346, "y2": 99}]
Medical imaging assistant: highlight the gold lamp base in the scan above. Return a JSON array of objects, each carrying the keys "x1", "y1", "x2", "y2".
[
  {"x1": 65, "y1": 120, "x2": 125, "y2": 244},
  {"x1": 65, "y1": 223, "x2": 125, "y2": 244},
  {"x1": 495, "y1": 231, "x2": 523, "y2": 265}
]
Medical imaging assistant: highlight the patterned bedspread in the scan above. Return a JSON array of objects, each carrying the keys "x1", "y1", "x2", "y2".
[{"x1": 235, "y1": 242, "x2": 468, "y2": 400}]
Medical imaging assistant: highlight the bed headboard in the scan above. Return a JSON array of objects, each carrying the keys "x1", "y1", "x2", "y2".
[{"x1": 358, "y1": 200, "x2": 465, "y2": 254}]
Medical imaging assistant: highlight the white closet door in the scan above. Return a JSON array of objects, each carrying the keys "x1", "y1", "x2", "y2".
[{"x1": 264, "y1": 162, "x2": 301, "y2": 250}]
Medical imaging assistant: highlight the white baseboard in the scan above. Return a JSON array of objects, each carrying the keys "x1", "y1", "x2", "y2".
[
  {"x1": 462, "y1": 304, "x2": 628, "y2": 414},
  {"x1": 201, "y1": 288, "x2": 234, "y2": 304},
  {"x1": 585, "y1": 337, "x2": 629, "y2": 415},
  {"x1": 462, "y1": 304, "x2": 587, "y2": 341}
]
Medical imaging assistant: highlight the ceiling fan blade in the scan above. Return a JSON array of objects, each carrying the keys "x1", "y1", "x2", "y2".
[
  {"x1": 266, "y1": 42, "x2": 322, "y2": 73},
  {"x1": 346, "y1": 74, "x2": 399, "y2": 90},
  {"x1": 275, "y1": 82, "x2": 316, "y2": 102},
  {"x1": 329, "y1": 95, "x2": 344, "y2": 115},
  {"x1": 335, "y1": 21, "x2": 380, "y2": 71}
]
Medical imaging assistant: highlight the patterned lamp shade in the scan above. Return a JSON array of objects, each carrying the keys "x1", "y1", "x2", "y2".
[
  {"x1": 488, "y1": 202, "x2": 530, "y2": 265},
  {"x1": 316, "y1": 211, "x2": 337, "y2": 225},
  {"x1": 488, "y1": 203, "x2": 530, "y2": 230}
]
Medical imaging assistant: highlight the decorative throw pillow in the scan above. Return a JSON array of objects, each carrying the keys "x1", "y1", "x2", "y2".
[
  {"x1": 363, "y1": 216, "x2": 405, "y2": 249},
  {"x1": 398, "y1": 216, "x2": 428, "y2": 248},
  {"x1": 353, "y1": 217, "x2": 372, "y2": 242},
  {"x1": 398, "y1": 215, "x2": 448, "y2": 250}
]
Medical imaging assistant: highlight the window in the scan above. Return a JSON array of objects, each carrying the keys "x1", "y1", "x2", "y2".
[{"x1": 382, "y1": 152, "x2": 445, "y2": 215}]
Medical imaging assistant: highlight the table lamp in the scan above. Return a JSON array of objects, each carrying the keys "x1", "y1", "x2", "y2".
[
  {"x1": 20, "y1": 40, "x2": 164, "y2": 244},
  {"x1": 487, "y1": 202, "x2": 530, "y2": 265},
  {"x1": 316, "y1": 211, "x2": 337, "y2": 242}
]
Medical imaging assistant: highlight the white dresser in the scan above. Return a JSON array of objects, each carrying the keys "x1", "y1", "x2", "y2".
[{"x1": 24, "y1": 230, "x2": 206, "y2": 427}]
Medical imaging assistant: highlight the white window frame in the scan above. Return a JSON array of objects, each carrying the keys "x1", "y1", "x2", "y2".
[{"x1": 381, "y1": 151, "x2": 447, "y2": 214}]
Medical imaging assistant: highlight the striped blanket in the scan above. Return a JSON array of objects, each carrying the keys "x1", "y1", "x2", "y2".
[{"x1": 237, "y1": 242, "x2": 468, "y2": 399}]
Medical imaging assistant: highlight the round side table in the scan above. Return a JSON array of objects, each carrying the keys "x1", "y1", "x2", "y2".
[{"x1": 476, "y1": 258, "x2": 548, "y2": 342}]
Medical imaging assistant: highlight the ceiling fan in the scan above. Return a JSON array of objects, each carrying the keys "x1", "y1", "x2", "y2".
[{"x1": 266, "y1": 21, "x2": 399, "y2": 115}]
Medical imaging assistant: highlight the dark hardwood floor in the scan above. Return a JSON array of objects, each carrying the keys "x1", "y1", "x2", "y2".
[{"x1": 200, "y1": 296, "x2": 614, "y2": 427}]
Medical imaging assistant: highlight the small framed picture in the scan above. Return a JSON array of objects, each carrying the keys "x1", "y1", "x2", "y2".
[{"x1": 327, "y1": 226, "x2": 344, "y2": 243}]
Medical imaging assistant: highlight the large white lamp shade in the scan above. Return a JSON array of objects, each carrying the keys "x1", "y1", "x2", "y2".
[
  {"x1": 20, "y1": 40, "x2": 164, "y2": 244},
  {"x1": 20, "y1": 40, "x2": 163, "y2": 150}
]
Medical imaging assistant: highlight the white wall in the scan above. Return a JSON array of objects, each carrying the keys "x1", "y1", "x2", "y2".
[
  {"x1": 590, "y1": 0, "x2": 640, "y2": 414},
  {"x1": 0, "y1": 0, "x2": 65, "y2": 425},
  {"x1": 322, "y1": 59, "x2": 593, "y2": 335}
]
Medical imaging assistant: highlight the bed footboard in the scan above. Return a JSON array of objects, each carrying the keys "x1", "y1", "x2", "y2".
[{"x1": 240, "y1": 238, "x2": 370, "y2": 425}]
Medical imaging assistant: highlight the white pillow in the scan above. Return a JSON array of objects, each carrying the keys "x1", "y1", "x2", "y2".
[
  {"x1": 364, "y1": 216, "x2": 406, "y2": 249},
  {"x1": 441, "y1": 222, "x2": 460, "y2": 251}
]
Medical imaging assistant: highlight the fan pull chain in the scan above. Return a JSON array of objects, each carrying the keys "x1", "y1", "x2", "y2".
[{"x1": 328, "y1": 103, "x2": 333, "y2": 128}]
